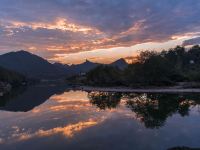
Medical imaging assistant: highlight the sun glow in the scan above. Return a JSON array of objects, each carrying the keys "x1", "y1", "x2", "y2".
[{"x1": 4, "y1": 18, "x2": 101, "y2": 34}]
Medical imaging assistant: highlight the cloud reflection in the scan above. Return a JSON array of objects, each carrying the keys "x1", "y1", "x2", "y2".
[
  {"x1": 1, "y1": 90, "x2": 200, "y2": 147},
  {"x1": 17, "y1": 120, "x2": 100, "y2": 141}
]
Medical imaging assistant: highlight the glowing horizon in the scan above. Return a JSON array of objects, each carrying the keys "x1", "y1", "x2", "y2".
[{"x1": 0, "y1": 0, "x2": 200, "y2": 64}]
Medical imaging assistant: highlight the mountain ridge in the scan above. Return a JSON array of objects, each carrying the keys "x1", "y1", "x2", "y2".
[
  {"x1": 0, "y1": 50, "x2": 68, "y2": 79},
  {"x1": 0, "y1": 50, "x2": 128, "y2": 79}
]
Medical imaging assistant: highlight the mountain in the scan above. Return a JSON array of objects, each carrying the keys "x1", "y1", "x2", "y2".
[
  {"x1": 66, "y1": 59, "x2": 128, "y2": 74},
  {"x1": 69, "y1": 60, "x2": 100, "y2": 74},
  {"x1": 0, "y1": 50, "x2": 68, "y2": 79},
  {"x1": 0, "y1": 50, "x2": 128, "y2": 79},
  {"x1": 110, "y1": 58, "x2": 128, "y2": 69},
  {"x1": 53, "y1": 62, "x2": 70, "y2": 70}
]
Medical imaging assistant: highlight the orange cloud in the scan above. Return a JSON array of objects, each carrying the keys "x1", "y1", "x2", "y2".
[
  {"x1": 15, "y1": 120, "x2": 100, "y2": 142},
  {"x1": 4, "y1": 18, "x2": 101, "y2": 34}
]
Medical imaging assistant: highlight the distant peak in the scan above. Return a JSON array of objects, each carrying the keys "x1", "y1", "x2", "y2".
[
  {"x1": 110, "y1": 58, "x2": 128, "y2": 69},
  {"x1": 53, "y1": 62, "x2": 62, "y2": 65},
  {"x1": 85, "y1": 59, "x2": 91, "y2": 63},
  {"x1": 0, "y1": 50, "x2": 31, "y2": 57},
  {"x1": 3, "y1": 50, "x2": 33, "y2": 56},
  {"x1": 118, "y1": 58, "x2": 126, "y2": 61},
  {"x1": 113, "y1": 58, "x2": 126, "y2": 63},
  {"x1": 0, "y1": 50, "x2": 47, "y2": 61},
  {"x1": 84, "y1": 59, "x2": 93, "y2": 64},
  {"x1": 19, "y1": 50, "x2": 26, "y2": 52},
  {"x1": 17, "y1": 50, "x2": 32, "y2": 54}
]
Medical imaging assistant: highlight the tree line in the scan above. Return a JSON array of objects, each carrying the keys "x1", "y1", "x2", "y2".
[{"x1": 86, "y1": 45, "x2": 200, "y2": 86}]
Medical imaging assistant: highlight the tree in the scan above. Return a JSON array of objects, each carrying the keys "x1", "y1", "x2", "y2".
[
  {"x1": 86, "y1": 45, "x2": 200, "y2": 86},
  {"x1": 124, "y1": 55, "x2": 175, "y2": 86},
  {"x1": 86, "y1": 65, "x2": 123, "y2": 86}
]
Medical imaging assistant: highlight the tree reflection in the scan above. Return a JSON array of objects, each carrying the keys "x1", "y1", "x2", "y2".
[
  {"x1": 167, "y1": 146, "x2": 200, "y2": 150},
  {"x1": 88, "y1": 91, "x2": 200, "y2": 129},
  {"x1": 0, "y1": 86, "x2": 27, "y2": 107},
  {"x1": 125, "y1": 93, "x2": 198, "y2": 129},
  {"x1": 88, "y1": 91, "x2": 122, "y2": 110}
]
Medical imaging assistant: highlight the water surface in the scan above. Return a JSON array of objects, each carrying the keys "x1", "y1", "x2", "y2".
[{"x1": 1, "y1": 85, "x2": 200, "y2": 150}]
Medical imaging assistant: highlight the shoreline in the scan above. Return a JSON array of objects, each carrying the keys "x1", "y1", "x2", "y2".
[{"x1": 77, "y1": 86, "x2": 200, "y2": 93}]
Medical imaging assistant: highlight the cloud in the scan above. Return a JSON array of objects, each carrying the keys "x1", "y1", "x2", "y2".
[
  {"x1": 0, "y1": 0, "x2": 200, "y2": 61},
  {"x1": 183, "y1": 37, "x2": 200, "y2": 46}
]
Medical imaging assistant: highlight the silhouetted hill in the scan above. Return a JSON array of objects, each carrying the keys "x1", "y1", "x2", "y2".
[
  {"x1": 0, "y1": 50, "x2": 128, "y2": 79},
  {"x1": 53, "y1": 62, "x2": 70, "y2": 70},
  {"x1": 69, "y1": 60, "x2": 100, "y2": 74},
  {"x1": 110, "y1": 58, "x2": 128, "y2": 69},
  {"x1": 0, "y1": 50, "x2": 68, "y2": 79},
  {"x1": 67, "y1": 59, "x2": 128, "y2": 74}
]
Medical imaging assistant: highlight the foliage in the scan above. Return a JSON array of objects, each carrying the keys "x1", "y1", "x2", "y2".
[
  {"x1": 86, "y1": 45, "x2": 200, "y2": 86},
  {"x1": 86, "y1": 65, "x2": 123, "y2": 86},
  {"x1": 87, "y1": 92, "x2": 200, "y2": 129}
]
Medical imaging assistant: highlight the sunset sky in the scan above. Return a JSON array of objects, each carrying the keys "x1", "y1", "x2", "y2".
[{"x1": 0, "y1": 0, "x2": 200, "y2": 64}]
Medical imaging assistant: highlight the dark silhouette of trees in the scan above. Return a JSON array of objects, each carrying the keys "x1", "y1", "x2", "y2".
[
  {"x1": 88, "y1": 92, "x2": 122, "y2": 110},
  {"x1": 168, "y1": 146, "x2": 200, "y2": 150},
  {"x1": 124, "y1": 54, "x2": 174, "y2": 86},
  {"x1": 86, "y1": 65, "x2": 123, "y2": 86},
  {"x1": 126, "y1": 93, "x2": 197, "y2": 128},
  {"x1": 86, "y1": 45, "x2": 200, "y2": 87}
]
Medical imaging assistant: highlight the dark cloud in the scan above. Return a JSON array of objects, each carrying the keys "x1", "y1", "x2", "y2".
[
  {"x1": 0, "y1": 0, "x2": 200, "y2": 60},
  {"x1": 1, "y1": 0, "x2": 200, "y2": 33},
  {"x1": 183, "y1": 37, "x2": 200, "y2": 46}
]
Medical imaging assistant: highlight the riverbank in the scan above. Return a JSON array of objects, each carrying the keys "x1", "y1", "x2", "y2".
[{"x1": 77, "y1": 86, "x2": 200, "y2": 93}]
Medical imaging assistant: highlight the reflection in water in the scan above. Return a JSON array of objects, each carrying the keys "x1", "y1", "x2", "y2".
[
  {"x1": 88, "y1": 92, "x2": 200, "y2": 129},
  {"x1": 2, "y1": 120, "x2": 100, "y2": 144},
  {"x1": 0, "y1": 86, "x2": 26, "y2": 107},
  {"x1": 0, "y1": 90, "x2": 107, "y2": 147},
  {"x1": 168, "y1": 147, "x2": 200, "y2": 150},
  {"x1": 125, "y1": 93, "x2": 198, "y2": 129},
  {"x1": 0, "y1": 84, "x2": 69, "y2": 112},
  {"x1": 1, "y1": 89, "x2": 200, "y2": 150},
  {"x1": 88, "y1": 92, "x2": 122, "y2": 110}
]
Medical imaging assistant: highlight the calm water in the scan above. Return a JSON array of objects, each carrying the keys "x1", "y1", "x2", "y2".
[{"x1": 1, "y1": 85, "x2": 200, "y2": 150}]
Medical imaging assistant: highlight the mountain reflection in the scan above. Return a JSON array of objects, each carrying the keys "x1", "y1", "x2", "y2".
[
  {"x1": 1, "y1": 87, "x2": 200, "y2": 129},
  {"x1": 88, "y1": 92, "x2": 200, "y2": 128},
  {"x1": 1, "y1": 90, "x2": 200, "y2": 149},
  {"x1": 0, "y1": 84, "x2": 69, "y2": 112}
]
